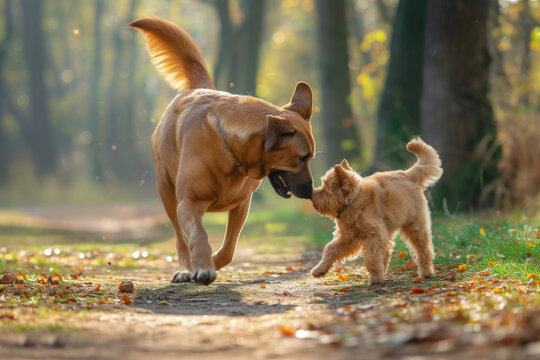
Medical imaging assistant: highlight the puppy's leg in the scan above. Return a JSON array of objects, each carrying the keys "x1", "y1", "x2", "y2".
[
  {"x1": 311, "y1": 233, "x2": 360, "y2": 277},
  {"x1": 401, "y1": 219, "x2": 435, "y2": 278},
  {"x1": 177, "y1": 199, "x2": 216, "y2": 285},
  {"x1": 156, "y1": 165, "x2": 192, "y2": 283},
  {"x1": 362, "y1": 236, "x2": 387, "y2": 284},
  {"x1": 213, "y1": 196, "x2": 252, "y2": 270},
  {"x1": 384, "y1": 233, "x2": 396, "y2": 274}
]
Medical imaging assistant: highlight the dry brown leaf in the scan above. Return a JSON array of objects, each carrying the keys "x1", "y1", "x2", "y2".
[
  {"x1": 410, "y1": 287, "x2": 426, "y2": 294},
  {"x1": 119, "y1": 280, "x2": 134, "y2": 293},
  {"x1": 0, "y1": 273, "x2": 17, "y2": 284},
  {"x1": 405, "y1": 259, "x2": 416, "y2": 269},
  {"x1": 279, "y1": 325, "x2": 295, "y2": 336}
]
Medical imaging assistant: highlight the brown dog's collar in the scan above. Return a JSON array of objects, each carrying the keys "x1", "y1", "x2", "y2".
[{"x1": 216, "y1": 118, "x2": 243, "y2": 170}]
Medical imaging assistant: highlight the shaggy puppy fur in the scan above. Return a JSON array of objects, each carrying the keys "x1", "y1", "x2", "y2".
[{"x1": 310, "y1": 138, "x2": 443, "y2": 284}]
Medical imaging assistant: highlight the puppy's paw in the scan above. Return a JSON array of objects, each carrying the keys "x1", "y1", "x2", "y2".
[
  {"x1": 368, "y1": 275, "x2": 385, "y2": 285},
  {"x1": 310, "y1": 266, "x2": 328, "y2": 278},
  {"x1": 192, "y1": 268, "x2": 217, "y2": 285},
  {"x1": 419, "y1": 267, "x2": 435, "y2": 278},
  {"x1": 171, "y1": 271, "x2": 192, "y2": 283}
]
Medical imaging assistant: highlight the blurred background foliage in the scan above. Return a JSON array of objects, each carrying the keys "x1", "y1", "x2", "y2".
[{"x1": 0, "y1": 0, "x2": 538, "y2": 213}]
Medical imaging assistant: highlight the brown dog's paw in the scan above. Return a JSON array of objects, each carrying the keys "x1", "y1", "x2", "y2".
[
  {"x1": 171, "y1": 271, "x2": 192, "y2": 283},
  {"x1": 310, "y1": 266, "x2": 328, "y2": 278},
  {"x1": 192, "y1": 268, "x2": 217, "y2": 286}
]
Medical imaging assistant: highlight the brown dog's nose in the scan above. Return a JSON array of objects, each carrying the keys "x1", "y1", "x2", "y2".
[{"x1": 293, "y1": 182, "x2": 313, "y2": 199}]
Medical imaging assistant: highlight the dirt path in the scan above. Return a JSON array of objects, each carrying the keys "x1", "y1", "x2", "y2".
[{"x1": 0, "y1": 205, "x2": 538, "y2": 359}]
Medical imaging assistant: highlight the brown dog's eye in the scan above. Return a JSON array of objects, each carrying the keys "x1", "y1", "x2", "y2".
[{"x1": 299, "y1": 154, "x2": 310, "y2": 162}]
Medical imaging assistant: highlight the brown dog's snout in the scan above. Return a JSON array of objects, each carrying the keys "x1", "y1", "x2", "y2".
[{"x1": 293, "y1": 181, "x2": 313, "y2": 199}]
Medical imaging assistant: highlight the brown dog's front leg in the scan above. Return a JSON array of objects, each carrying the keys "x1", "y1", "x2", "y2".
[
  {"x1": 177, "y1": 200, "x2": 216, "y2": 285},
  {"x1": 213, "y1": 196, "x2": 252, "y2": 270}
]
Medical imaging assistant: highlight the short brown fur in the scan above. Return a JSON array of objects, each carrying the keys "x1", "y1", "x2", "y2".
[
  {"x1": 310, "y1": 138, "x2": 443, "y2": 284},
  {"x1": 128, "y1": 17, "x2": 316, "y2": 285}
]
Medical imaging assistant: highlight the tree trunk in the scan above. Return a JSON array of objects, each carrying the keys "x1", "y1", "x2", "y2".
[
  {"x1": 235, "y1": 0, "x2": 266, "y2": 95},
  {"x1": 0, "y1": 0, "x2": 14, "y2": 182},
  {"x1": 21, "y1": 0, "x2": 57, "y2": 178},
  {"x1": 106, "y1": 0, "x2": 138, "y2": 180},
  {"x1": 519, "y1": 0, "x2": 534, "y2": 107},
  {"x1": 315, "y1": 0, "x2": 361, "y2": 168},
  {"x1": 213, "y1": 0, "x2": 233, "y2": 91},
  {"x1": 374, "y1": 0, "x2": 428, "y2": 171},
  {"x1": 421, "y1": 0, "x2": 498, "y2": 210},
  {"x1": 88, "y1": 0, "x2": 105, "y2": 180},
  {"x1": 212, "y1": 0, "x2": 266, "y2": 95}
]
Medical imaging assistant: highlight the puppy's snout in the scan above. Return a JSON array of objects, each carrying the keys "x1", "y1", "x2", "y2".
[{"x1": 294, "y1": 181, "x2": 313, "y2": 199}]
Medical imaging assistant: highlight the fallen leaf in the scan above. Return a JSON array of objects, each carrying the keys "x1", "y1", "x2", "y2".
[
  {"x1": 119, "y1": 280, "x2": 134, "y2": 293},
  {"x1": 260, "y1": 284, "x2": 266, "y2": 289},
  {"x1": 479, "y1": 228, "x2": 486, "y2": 237},
  {"x1": 337, "y1": 274, "x2": 347, "y2": 281},
  {"x1": 279, "y1": 325, "x2": 295, "y2": 336},
  {"x1": 493, "y1": 287, "x2": 501, "y2": 294},
  {"x1": 285, "y1": 265, "x2": 293, "y2": 271},
  {"x1": 102, "y1": 236, "x2": 108, "y2": 242},
  {"x1": 17, "y1": 273, "x2": 25, "y2": 281},
  {"x1": 410, "y1": 287, "x2": 425, "y2": 294},
  {"x1": 339, "y1": 287, "x2": 350, "y2": 292},
  {"x1": 412, "y1": 277, "x2": 424, "y2": 283},
  {"x1": 396, "y1": 265, "x2": 406, "y2": 271},
  {"x1": 297, "y1": 261, "x2": 304, "y2": 266},
  {"x1": 488, "y1": 261, "x2": 496, "y2": 267},
  {"x1": 52, "y1": 274, "x2": 61, "y2": 281},
  {"x1": 122, "y1": 294, "x2": 132, "y2": 304},
  {"x1": 446, "y1": 291, "x2": 457, "y2": 297},
  {"x1": 94, "y1": 285, "x2": 101, "y2": 291},
  {"x1": 526, "y1": 273, "x2": 536, "y2": 279},
  {"x1": 0, "y1": 273, "x2": 17, "y2": 284},
  {"x1": 478, "y1": 270, "x2": 490, "y2": 276},
  {"x1": 72, "y1": 274, "x2": 80, "y2": 280},
  {"x1": 322, "y1": 281, "x2": 331, "y2": 286},
  {"x1": 434, "y1": 265, "x2": 442, "y2": 271},
  {"x1": 492, "y1": 279, "x2": 500, "y2": 284},
  {"x1": 159, "y1": 301, "x2": 170, "y2": 305},
  {"x1": 397, "y1": 252, "x2": 407, "y2": 258},
  {"x1": 456, "y1": 264, "x2": 467, "y2": 272}
]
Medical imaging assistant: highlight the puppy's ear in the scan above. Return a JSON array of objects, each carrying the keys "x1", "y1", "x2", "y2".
[
  {"x1": 264, "y1": 115, "x2": 296, "y2": 151},
  {"x1": 283, "y1": 82, "x2": 313, "y2": 121},
  {"x1": 333, "y1": 164, "x2": 346, "y2": 184},
  {"x1": 340, "y1": 159, "x2": 352, "y2": 170}
]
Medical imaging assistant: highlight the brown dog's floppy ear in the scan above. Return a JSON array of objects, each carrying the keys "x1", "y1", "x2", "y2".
[
  {"x1": 340, "y1": 159, "x2": 352, "y2": 170},
  {"x1": 283, "y1": 82, "x2": 313, "y2": 121},
  {"x1": 264, "y1": 115, "x2": 296, "y2": 151}
]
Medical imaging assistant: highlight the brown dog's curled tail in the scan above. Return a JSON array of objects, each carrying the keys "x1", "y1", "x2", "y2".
[
  {"x1": 127, "y1": 17, "x2": 214, "y2": 91},
  {"x1": 405, "y1": 138, "x2": 443, "y2": 189}
]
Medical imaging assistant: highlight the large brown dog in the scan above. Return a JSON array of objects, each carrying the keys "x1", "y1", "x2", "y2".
[{"x1": 128, "y1": 18, "x2": 315, "y2": 285}]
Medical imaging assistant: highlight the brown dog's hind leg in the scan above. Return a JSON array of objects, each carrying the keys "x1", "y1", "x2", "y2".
[
  {"x1": 177, "y1": 199, "x2": 216, "y2": 285},
  {"x1": 213, "y1": 196, "x2": 252, "y2": 270},
  {"x1": 155, "y1": 165, "x2": 193, "y2": 283}
]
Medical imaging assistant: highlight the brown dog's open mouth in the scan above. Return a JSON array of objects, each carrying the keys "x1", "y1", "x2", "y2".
[{"x1": 269, "y1": 171, "x2": 292, "y2": 199}]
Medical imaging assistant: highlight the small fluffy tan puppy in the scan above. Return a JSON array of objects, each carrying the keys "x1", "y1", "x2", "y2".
[{"x1": 310, "y1": 138, "x2": 443, "y2": 284}]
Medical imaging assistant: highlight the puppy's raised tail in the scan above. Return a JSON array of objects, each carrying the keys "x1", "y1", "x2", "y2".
[
  {"x1": 405, "y1": 138, "x2": 443, "y2": 189},
  {"x1": 127, "y1": 17, "x2": 214, "y2": 91}
]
